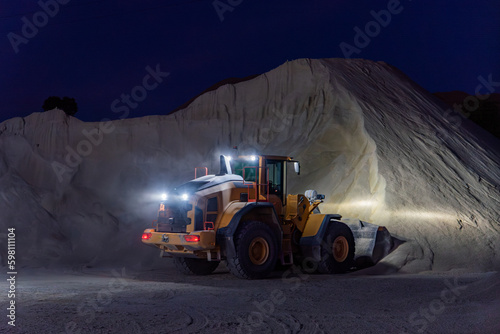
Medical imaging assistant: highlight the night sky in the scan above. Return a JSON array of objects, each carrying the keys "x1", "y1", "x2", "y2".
[{"x1": 1, "y1": 0, "x2": 499, "y2": 123}]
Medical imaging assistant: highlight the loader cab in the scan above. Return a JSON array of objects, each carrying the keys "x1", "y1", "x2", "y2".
[
  {"x1": 230, "y1": 155, "x2": 299, "y2": 215},
  {"x1": 266, "y1": 158, "x2": 285, "y2": 202}
]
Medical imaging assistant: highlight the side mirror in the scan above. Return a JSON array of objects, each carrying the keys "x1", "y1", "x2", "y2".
[{"x1": 294, "y1": 162, "x2": 300, "y2": 175}]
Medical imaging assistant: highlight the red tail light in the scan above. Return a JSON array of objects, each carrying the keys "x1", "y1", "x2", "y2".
[
  {"x1": 142, "y1": 232, "x2": 152, "y2": 240},
  {"x1": 184, "y1": 235, "x2": 200, "y2": 242}
]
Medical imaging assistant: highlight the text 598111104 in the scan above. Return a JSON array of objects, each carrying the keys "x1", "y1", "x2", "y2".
[{"x1": 7, "y1": 228, "x2": 16, "y2": 327}]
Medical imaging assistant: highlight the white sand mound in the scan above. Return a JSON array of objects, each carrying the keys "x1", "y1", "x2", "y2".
[{"x1": 0, "y1": 58, "x2": 499, "y2": 273}]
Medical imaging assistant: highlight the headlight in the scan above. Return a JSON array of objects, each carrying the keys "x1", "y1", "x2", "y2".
[
  {"x1": 181, "y1": 193, "x2": 189, "y2": 201},
  {"x1": 161, "y1": 193, "x2": 168, "y2": 201}
]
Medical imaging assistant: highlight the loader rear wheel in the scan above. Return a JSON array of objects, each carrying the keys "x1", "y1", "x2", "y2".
[
  {"x1": 317, "y1": 221, "x2": 355, "y2": 274},
  {"x1": 227, "y1": 221, "x2": 278, "y2": 279},
  {"x1": 173, "y1": 257, "x2": 219, "y2": 275}
]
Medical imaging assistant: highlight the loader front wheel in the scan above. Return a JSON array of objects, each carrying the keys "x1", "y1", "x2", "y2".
[
  {"x1": 317, "y1": 221, "x2": 355, "y2": 274},
  {"x1": 227, "y1": 221, "x2": 278, "y2": 279},
  {"x1": 173, "y1": 257, "x2": 219, "y2": 275}
]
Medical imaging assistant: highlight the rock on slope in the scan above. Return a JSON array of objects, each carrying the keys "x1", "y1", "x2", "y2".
[{"x1": 0, "y1": 58, "x2": 499, "y2": 273}]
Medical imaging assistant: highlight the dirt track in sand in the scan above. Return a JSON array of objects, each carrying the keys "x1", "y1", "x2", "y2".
[{"x1": 0, "y1": 264, "x2": 499, "y2": 334}]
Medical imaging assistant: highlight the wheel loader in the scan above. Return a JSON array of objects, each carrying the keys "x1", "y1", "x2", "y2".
[{"x1": 142, "y1": 155, "x2": 392, "y2": 279}]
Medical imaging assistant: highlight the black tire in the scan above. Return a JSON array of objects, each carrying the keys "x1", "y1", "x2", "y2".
[
  {"x1": 227, "y1": 221, "x2": 278, "y2": 279},
  {"x1": 317, "y1": 221, "x2": 355, "y2": 274},
  {"x1": 173, "y1": 257, "x2": 219, "y2": 275}
]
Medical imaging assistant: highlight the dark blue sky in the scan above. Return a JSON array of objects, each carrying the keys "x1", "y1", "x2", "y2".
[{"x1": 1, "y1": 0, "x2": 499, "y2": 123}]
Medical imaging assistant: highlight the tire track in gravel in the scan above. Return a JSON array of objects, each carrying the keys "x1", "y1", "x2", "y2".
[
  {"x1": 180, "y1": 308, "x2": 210, "y2": 334},
  {"x1": 143, "y1": 307, "x2": 209, "y2": 334},
  {"x1": 306, "y1": 312, "x2": 406, "y2": 333},
  {"x1": 271, "y1": 312, "x2": 322, "y2": 334},
  {"x1": 226, "y1": 311, "x2": 321, "y2": 334},
  {"x1": 231, "y1": 311, "x2": 286, "y2": 333}
]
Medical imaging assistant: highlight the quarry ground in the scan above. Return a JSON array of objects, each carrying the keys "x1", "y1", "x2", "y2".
[{"x1": 1, "y1": 264, "x2": 499, "y2": 334}]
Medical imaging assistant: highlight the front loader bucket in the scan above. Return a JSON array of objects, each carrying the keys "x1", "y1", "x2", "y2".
[{"x1": 342, "y1": 218, "x2": 393, "y2": 268}]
